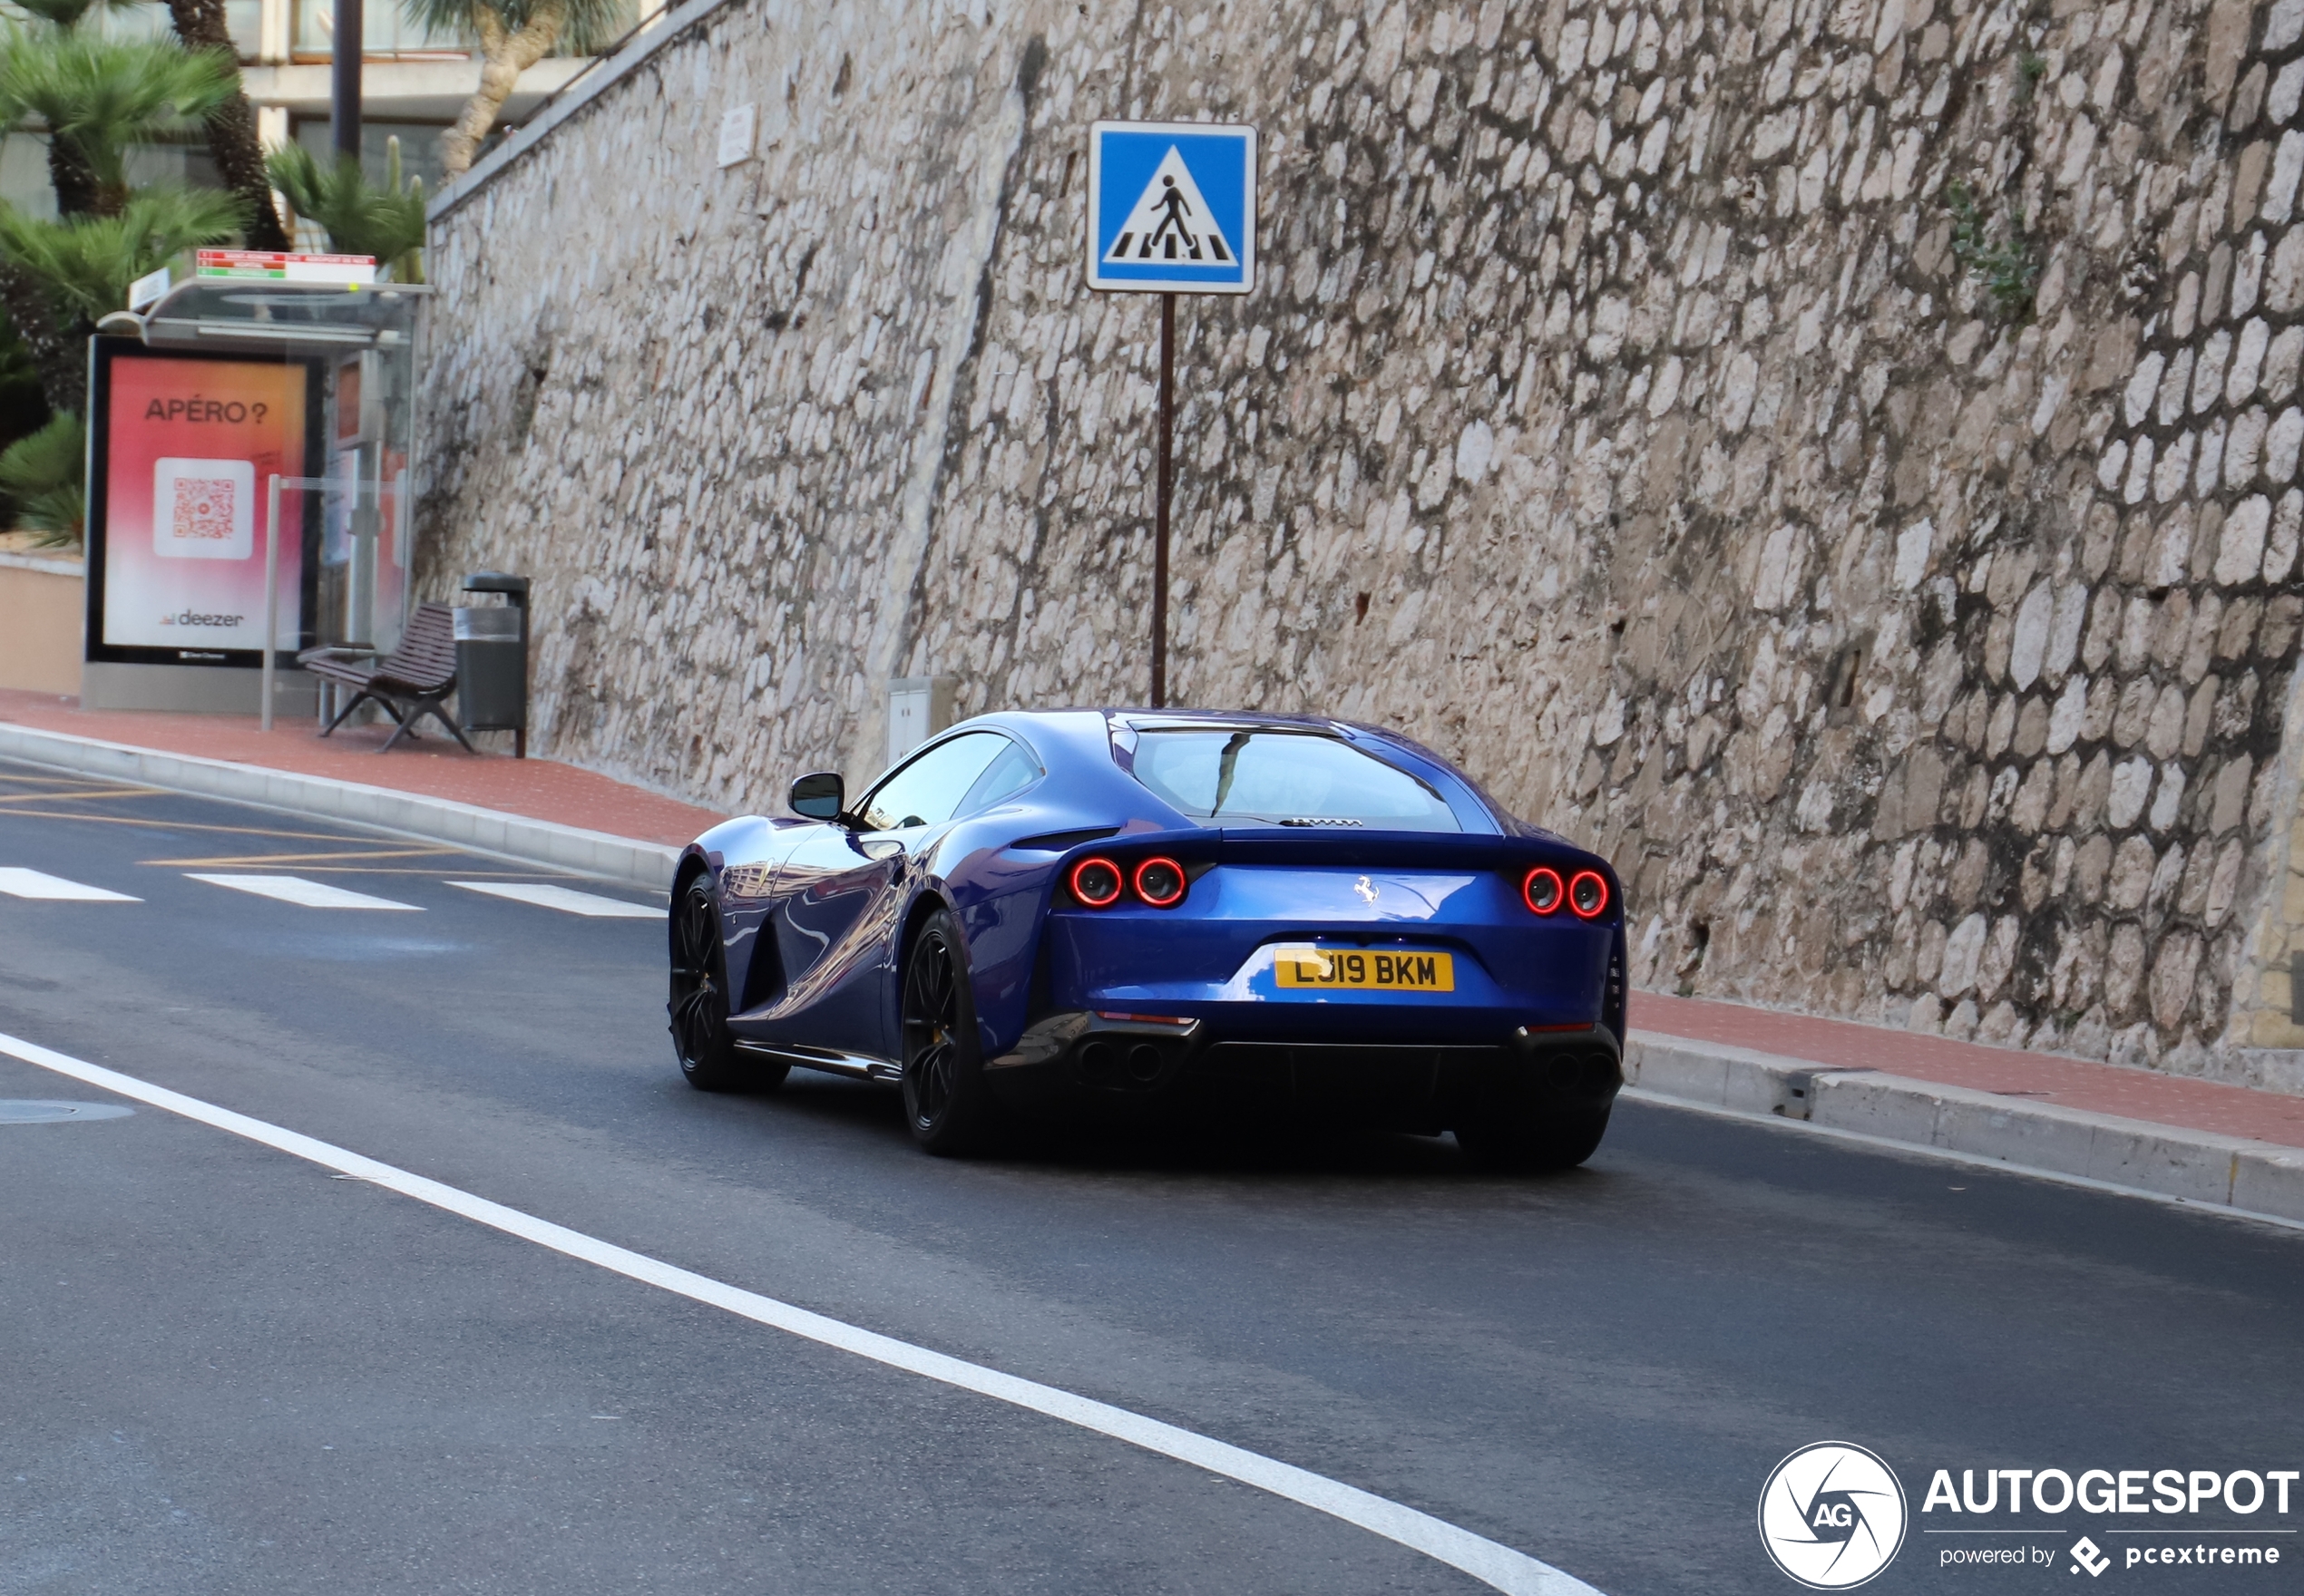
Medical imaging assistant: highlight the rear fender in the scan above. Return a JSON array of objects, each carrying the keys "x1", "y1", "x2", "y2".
[
  {"x1": 891, "y1": 888, "x2": 956, "y2": 1027},
  {"x1": 931, "y1": 822, "x2": 1199, "y2": 1059}
]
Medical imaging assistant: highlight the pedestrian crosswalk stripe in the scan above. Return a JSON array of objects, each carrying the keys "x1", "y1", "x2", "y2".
[
  {"x1": 0, "y1": 867, "x2": 141, "y2": 902},
  {"x1": 448, "y1": 881, "x2": 660, "y2": 919},
  {"x1": 1102, "y1": 146, "x2": 1235, "y2": 266},
  {"x1": 187, "y1": 873, "x2": 421, "y2": 910}
]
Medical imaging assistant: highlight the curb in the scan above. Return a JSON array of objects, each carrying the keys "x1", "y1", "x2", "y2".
[
  {"x1": 0, "y1": 722, "x2": 682, "y2": 891},
  {"x1": 1625, "y1": 1032, "x2": 2304, "y2": 1229}
]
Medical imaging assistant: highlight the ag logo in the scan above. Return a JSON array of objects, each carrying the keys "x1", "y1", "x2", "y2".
[{"x1": 1758, "y1": 1441, "x2": 1909, "y2": 1589}]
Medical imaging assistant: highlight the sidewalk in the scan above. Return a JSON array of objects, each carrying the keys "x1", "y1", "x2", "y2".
[
  {"x1": 1632, "y1": 990, "x2": 2304, "y2": 1152},
  {"x1": 0, "y1": 688, "x2": 722, "y2": 844},
  {"x1": 1625, "y1": 994, "x2": 2304, "y2": 1226}
]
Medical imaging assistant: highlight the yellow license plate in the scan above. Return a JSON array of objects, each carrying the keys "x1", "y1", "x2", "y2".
[{"x1": 1274, "y1": 947, "x2": 1455, "y2": 991}]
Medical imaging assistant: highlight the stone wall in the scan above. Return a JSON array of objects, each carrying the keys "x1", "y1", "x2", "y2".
[{"x1": 417, "y1": 0, "x2": 2304, "y2": 1085}]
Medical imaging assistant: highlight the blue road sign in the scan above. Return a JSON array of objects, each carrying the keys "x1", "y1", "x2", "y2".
[{"x1": 1086, "y1": 121, "x2": 1256, "y2": 295}]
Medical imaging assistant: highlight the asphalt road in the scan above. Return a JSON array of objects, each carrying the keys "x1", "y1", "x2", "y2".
[{"x1": 4, "y1": 758, "x2": 2300, "y2": 1595}]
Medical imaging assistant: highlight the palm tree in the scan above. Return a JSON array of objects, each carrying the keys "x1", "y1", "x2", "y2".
[
  {"x1": 0, "y1": 186, "x2": 240, "y2": 318},
  {"x1": 0, "y1": 186, "x2": 241, "y2": 410},
  {"x1": 0, "y1": 12, "x2": 245, "y2": 413},
  {"x1": 405, "y1": 0, "x2": 632, "y2": 176},
  {"x1": 153, "y1": 0, "x2": 290, "y2": 250},
  {"x1": 0, "y1": 410, "x2": 86, "y2": 546},
  {"x1": 10, "y1": 0, "x2": 288, "y2": 248},
  {"x1": 0, "y1": 24, "x2": 239, "y2": 217},
  {"x1": 267, "y1": 135, "x2": 425, "y2": 280}
]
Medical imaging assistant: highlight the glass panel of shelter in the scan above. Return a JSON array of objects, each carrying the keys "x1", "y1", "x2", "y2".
[{"x1": 135, "y1": 277, "x2": 426, "y2": 714}]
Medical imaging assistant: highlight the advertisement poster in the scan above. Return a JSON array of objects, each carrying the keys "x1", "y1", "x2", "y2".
[{"x1": 98, "y1": 355, "x2": 308, "y2": 654}]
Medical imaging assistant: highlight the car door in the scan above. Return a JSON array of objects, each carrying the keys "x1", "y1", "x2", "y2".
[{"x1": 748, "y1": 731, "x2": 1017, "y2": 1059}]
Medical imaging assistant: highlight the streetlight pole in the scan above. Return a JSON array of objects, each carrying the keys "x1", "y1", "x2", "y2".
[{"x1": 332, "y1": 0, "x2": 362, "y2": 165}]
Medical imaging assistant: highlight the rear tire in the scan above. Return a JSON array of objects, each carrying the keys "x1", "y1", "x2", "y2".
[
  {"x1": 669, "y1": 877, "x2": 786, "y2": 1093},
  {"x1": 1455, "y1": 1104, "x2": 1611, "y2": 1173},
  {"x1": 900, "y1": 909, "x2": 1000, "y2": 1155}
]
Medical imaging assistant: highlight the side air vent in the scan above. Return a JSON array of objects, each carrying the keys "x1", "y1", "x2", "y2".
[{"x1": 1010, "y1": 826, "x2": 1122, "y2": 852}]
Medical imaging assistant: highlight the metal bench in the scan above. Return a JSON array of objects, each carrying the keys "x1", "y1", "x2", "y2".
[{"x1": 298, "y1": 600, "x2": 473, "y2": 754}]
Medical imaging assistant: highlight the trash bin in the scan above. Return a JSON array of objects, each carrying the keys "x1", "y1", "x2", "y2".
[{"x1": 455, "y1": 571, "x2": 530, "y2": 757}]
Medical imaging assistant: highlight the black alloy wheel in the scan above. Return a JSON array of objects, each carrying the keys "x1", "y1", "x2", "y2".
[
  {"x1": 668, "y1": 877, "x2": 781, "y2": 1092},
  {"x1": 900, "y1": 909, "x2": 998, "y2": 1154}
]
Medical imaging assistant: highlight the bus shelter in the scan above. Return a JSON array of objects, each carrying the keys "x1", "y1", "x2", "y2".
[{"x1": 83, "y1": 262, "x2": 428, "y2": 715}]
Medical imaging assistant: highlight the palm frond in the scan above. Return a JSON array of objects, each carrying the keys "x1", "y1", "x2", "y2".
[
  {"x1": 0, "y1": 410, "x2": 85, "y2": 547},
  {"x1": 0, "y1": 28, "x2": 239, "y2": 200},
  {"x1": 0, "y1": 185, "x2": 242, "y2": 323},
  {"x1": 399, "y1": 0, "x2": 636, "y2": 58},
  {"x1": 265, "y1": 139, "x2": 425, "y2": 280}
]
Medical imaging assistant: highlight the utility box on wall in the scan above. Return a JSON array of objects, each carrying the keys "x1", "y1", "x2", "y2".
[{"x1": 888, "y1": 676, "x2": 959, "y2": 764}]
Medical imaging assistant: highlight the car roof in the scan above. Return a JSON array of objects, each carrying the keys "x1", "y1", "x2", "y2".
[{"x1": 935, "y1": 707, "x2": 1528, "y2": 836}]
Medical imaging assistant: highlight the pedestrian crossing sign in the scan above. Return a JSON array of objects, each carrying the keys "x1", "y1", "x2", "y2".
[{"x1": 1086, "y1": 121, "x2": 1255, "y2": 295}]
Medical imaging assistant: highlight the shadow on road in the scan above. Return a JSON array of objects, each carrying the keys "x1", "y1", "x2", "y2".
[{"x1": 739, "y1": 1067, "x2": 1608, "y2": 1187}]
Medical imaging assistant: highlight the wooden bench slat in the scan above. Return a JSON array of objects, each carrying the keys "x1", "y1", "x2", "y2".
[
  {"x1": 295, "y1": 601, "x2": 476, "y2": 754},
  {"x1": 296, "y1": 601, "x2": 458, "y2": 692}
]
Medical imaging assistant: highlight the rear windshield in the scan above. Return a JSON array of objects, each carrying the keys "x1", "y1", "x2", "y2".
[{"x1": 1128, "y1": 730, "x2": 1461, "y2": 832}]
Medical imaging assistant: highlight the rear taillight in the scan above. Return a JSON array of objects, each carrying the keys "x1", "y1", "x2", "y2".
[
  {"x1": 1568, "y1": 870, "x2": 1609, "y2": 919},
  {"x1": 1134, "y1": 856, "x2": 1186, "y2": 907},
  {"x1": 1069, "y1": 857, "x2": 1124, "y2": 907},
  {"x1": 1523, "y1": 867, "x2": 1564, "y2": 915}
]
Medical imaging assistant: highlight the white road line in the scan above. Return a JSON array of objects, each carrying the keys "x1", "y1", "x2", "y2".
[
  {"x1": 186, "y1": 874, "x2": 422, "y2": 910},
  {"x1": 0, "y1": 1030, "x2": 1599, "y2": 1596},
  {"x1": 0, "y1": 867, "x2": 140, "y2": 902},
  {"x1": 447, "y1": 881, "x2": 661, "y2": 919}
]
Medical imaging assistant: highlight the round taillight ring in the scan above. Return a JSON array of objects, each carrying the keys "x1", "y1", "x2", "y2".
[
  {"x1": 1069, "y1": 856, "x2": 1124, "y2": 908},
  {"x1": 1568, "y1": 870, "x2": 1609, "y2": 920},
  {"x1": 1522, "y1": 867, "x2": 1564, "y2": 915},
  {"x1": 1133, "y1": 856, "x2": 1187, "y2": 908}
]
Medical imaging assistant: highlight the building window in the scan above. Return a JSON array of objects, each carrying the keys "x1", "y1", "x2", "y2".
[{"x1": 291, "y1": 0, "x2": 472, "y2": 61}]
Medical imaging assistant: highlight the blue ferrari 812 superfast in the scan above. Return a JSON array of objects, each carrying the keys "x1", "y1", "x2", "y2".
[{"x1": 669, "y1": 709, "x2": 1625, "y2": 1168}]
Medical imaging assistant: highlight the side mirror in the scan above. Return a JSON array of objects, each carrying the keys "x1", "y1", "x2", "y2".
[{"x1": 789, "y1": 771, "x2": 846, "y2": 822}]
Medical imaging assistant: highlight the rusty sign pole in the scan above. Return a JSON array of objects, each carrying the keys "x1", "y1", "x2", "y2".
[
  {"x1": 1152, "y1": 292, "x2": 1175, "y2": 707},
  {"x1": 1084, "y1": 120, "x2": 1257, "y2": 711}
]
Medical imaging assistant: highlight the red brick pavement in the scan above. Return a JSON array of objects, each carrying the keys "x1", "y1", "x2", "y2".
[
  {"x1": 1635, "y1": 989, "x2": 2304, "y2": 1152},
  {"x1": 0, "y1": 687, "x2": 727, "y2": 846}
]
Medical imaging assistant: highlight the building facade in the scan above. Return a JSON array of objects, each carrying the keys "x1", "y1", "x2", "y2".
[{"x1": 0, "y1": 0, "x2": 620, "y2": 221}]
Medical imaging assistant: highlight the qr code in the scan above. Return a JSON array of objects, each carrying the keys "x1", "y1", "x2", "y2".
[
  {"x1": 152, "y1": 458, "x2": 253, "y2": 560},
  {"x1": 171, "y1": 478, "x2": 238, "y2": 540}
]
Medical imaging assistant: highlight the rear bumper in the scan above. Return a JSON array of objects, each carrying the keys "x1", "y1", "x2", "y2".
[
  {"x1": 1041, "y1": 903, "x2": 1617, "y2": 1041},
  {"x1": 985, "y1": 1009, "x2": 1622, "y2": 1130}
]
